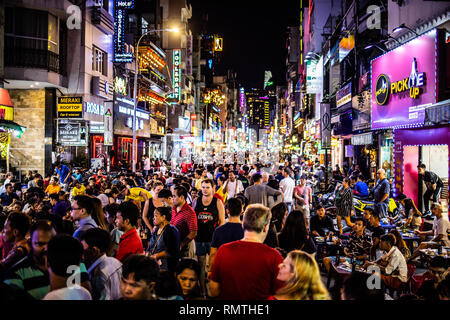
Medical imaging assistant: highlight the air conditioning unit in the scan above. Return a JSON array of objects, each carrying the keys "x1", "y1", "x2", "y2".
[
  {"x1": 93, "y1": 0, "x2": 103, "y2": 7},
  {"x1": 92, "y1": 76, "x2": 100, "y2": 96}
]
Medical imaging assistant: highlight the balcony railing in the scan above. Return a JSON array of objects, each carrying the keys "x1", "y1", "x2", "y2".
[{"x1": 5, "y1": 47, "x2": 66, "y2": 76}]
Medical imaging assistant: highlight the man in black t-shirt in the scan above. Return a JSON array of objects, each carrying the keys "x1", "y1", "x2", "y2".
[
  {"x1": 368, "y1": 210, "x2": 386, "y2": 259},
  {"x1": 193, "y1": 179, "x2": 225, "y2": 295},
  {"x1": 310, "y1": 205, "x2": 335, "y2": 237},
  {"x1": 418, "y1": 163, "x2": 444, "y2": 215},
  {"x1": 208, "y1": 198, "x2": 244, "y2": 279}
]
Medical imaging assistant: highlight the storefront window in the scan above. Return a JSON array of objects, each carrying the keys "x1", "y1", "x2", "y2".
[{"x1": 117, "y1": 137, "x2": 133, "y2": 163}]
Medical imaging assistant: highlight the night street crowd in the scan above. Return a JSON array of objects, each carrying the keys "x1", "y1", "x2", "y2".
[{"x1": 0, "y1": 158, "x2": 449, "y2": 300}]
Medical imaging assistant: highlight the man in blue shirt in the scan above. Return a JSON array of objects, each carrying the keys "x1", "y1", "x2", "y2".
[
  {"x1": 72, "y1": 169, "x2": 83, "y2": 184},
  {"x1": 71, "y1": 195, "x2": 98, "y2": 240},
  {"x1": 373, "y1": 169, "x2": 390, "y2": 219},
  {"x1": 55, "y1": 163, "x2": 70, "y2": 191},
  {"x1": 354, "y1": 175, "x2": 369, "y2": 198}
]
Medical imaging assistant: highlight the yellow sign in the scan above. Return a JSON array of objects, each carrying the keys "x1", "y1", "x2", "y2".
[
  {"x1": 0, "y1": 105, "x2": 14, "y2": 121},
  {"x1": 57, "y1": 96, "x2": 83, "y2": 118},
  {"x1": 214, "y1": 37, "x2": 223, "y2": 52}
]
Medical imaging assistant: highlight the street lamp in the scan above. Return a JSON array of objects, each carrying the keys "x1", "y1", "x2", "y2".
[
  {"x1": 132, "y1": 27, "x2": 179, "y2": 172},
  {"x1": 363, "y1": 43, "x2": 386, "y2": 53},
  {"x1": 392, "y1": 23, "x2": 419, "y2": 37}
]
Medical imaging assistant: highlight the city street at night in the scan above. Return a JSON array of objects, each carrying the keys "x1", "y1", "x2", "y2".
[{"x1": 0, "y1": 0, "x2": 449, "y2": 309}]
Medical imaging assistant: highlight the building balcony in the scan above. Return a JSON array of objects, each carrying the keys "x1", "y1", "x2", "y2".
[
  {"x1": 5, "y1": 47, "x2": 66, "y2": 76},
  {"x1": 91, "y1": 6, "x2": 114, "y2": 34}
]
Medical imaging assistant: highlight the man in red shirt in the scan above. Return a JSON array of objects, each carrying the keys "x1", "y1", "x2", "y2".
[
  {"x1": 208, "y1": 204, "x2": 284, "y2": 300},
  {"x1": 181, "y1": 162, "x2": 192, "y2": 174},
  {"x1": 171, "y1": 185, "x2": 197, "y2": 259},
  {"x1": 115, "y1": 201, "x2": 144, "y2": 262}
]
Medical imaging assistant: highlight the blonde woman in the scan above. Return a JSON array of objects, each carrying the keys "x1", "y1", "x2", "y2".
[{"x1": 269, "y1": 250, "x2": 330, "y2": 300}]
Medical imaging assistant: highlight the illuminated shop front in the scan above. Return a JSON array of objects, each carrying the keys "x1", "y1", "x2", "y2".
[
  {"x1": 370, "y1": 28, "x2": 449, "y2": 211},
  {"x1": 112, "y1": 96, "x2": 150, "y2": 169}
]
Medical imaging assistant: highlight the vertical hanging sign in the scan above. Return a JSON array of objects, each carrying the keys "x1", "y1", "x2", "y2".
[
  {"x1": 170, "y1": 49, "x2": 182, "y2": 103},
  {"x1": 320, "y1": 103, "x2": 331, "y2": 149},
  {"x1": 103, "y1": 101, "x2": 114, "y2": 146},
  {"x1": 114, "y1": 0, "x2": 135, "y2": 63},
  {"x1": 186, "y1": 35, "x2": 193, "y2": 76}
]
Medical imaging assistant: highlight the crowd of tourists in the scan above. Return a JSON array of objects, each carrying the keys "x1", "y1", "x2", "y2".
[{"x1": 0, "y1": 158, "x2": 448, "y2": 300}]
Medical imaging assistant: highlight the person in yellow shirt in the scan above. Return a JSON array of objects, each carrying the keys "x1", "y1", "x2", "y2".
[
  {"x1": 194, "y1": 169, "x2": 206, "y2": 191},
  {"x1": 72, "y1": 181, "x2": 86, "y2": 197},
  {"x1": 45, "y1": 177, "x2": 61, "y2": 195},
  {"x1": 125, "y1": 187, "x2": 152, "y2": 203}
]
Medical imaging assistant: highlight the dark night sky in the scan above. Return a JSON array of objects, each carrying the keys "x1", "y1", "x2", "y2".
[{"x1": 189, "y1": 0, "x2": 299, "y2": 89}]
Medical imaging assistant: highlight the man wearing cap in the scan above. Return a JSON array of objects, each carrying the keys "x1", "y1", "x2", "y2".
[{"x1": 417, "y1": 163, "x2": 443, "y2": 216}]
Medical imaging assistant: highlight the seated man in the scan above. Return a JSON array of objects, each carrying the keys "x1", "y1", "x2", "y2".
[
  {"x1": 323, "y1": 218, "x2": 372, "y2": 272},
  {"x1": 367, "y1": 210, "x2": 386, "y2": 260},
  {"x1": 408, "y1": 202, "x2": 450, "y2": 263},
  {"x1": 416, "y1": 256, "x2": 450, "y2": 300},
  {"x1": 353, "y1": 175, "x2": 369, "y2": 198},
  {"x1": 310, "y1": 205, "x2": 335, "y2": 237},
  {"x1": 363, "y1": 234, "x2": 408, "y2": 291}
]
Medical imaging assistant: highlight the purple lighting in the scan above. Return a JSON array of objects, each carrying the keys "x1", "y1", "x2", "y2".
[{"x1": 371, "y1": 29, "x2": 437, "y2": 130}]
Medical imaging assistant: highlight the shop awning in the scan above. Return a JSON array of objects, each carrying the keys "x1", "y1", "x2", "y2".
[
  {"x1": 351, "y1": 132, "x2": 373, "y2": 145},
  {"x1": 425, "y1": 99, "x2": 450, "y2": 125},
  {"x1": 0, "y1": 119, "x2": 27, "y2": 138}
]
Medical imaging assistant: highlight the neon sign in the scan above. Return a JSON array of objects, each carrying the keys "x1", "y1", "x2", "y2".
[
  {"x1": 239, "y1": 88, "x2": 245, "y2": 112},
  {"x1": 375, "y1": 58, "x2": 426, "y2": 106},
  {"x1": 214, "y1": 37, "x2": 223, "y2": 52},
  {"x1": 113, "y1": 0, "x2": 134, "y2": 63},
  {"x1": 169, "y1": 49, "x2": 181, "y2": 103},
  {"x1": 114, "y1": 77, "x2": 127, "y2": 95}
]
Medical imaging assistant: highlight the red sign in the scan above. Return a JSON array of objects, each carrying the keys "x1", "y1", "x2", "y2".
[{"x1": 190, "y1": 114, "x2": 197, "y2": 121}]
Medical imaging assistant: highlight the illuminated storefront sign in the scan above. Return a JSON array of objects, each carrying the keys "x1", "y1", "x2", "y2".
[
  {"x1": 118, "y1": 106, "x2": 149, "y2": 120},
  {"x1": 114, "y1": 0, "x2": 135, "y2": 63},
  {"x1": 371, "y1": 29, "x2": 439, "y2": 129},
  {"x1": 85, "y1": 102, "x2": 104, "y2": 116},
  {"x1": 336, "y1": 82, "x2": 352, "y2": 108},
  {"x1": 375, "y1": 58, "x2": 425, "y2": 106},
  {"x1": 57, "y1": 97, "x2": 83, "y2": 118}
]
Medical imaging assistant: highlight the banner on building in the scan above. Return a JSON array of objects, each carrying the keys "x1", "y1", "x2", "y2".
[
  {"x1": 306, "y1": 56, "x2": 323, "y2": 94},
  {"x1": 57, "y1": 97, "x2": 83, "y2": 118},
  {"x1": 186, "y1": 35, "x2": 193, "y2": 76},
  {"x1": 320, "y1": 103, "x2": 331, "y2": 149},
  {"x1": 351, "y1": 133, "x2": 373, "y2": 145},
  {"x1": 103, "y1": 101, "x2": 113, "y2": 146}
]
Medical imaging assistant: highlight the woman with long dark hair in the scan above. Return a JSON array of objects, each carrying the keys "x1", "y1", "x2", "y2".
[
  {"x1": 278, "y1": 209, "x2": 316, "y2": 254},
  {"x1": 264, "y1": 202, "x2": 288, "y2": 250},
  {"x1": 335, "y1": 177, "x2": 354, "y2": 235}
]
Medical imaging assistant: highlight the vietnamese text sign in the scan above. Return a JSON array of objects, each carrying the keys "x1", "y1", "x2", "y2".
[
  {"x1": 371, "y1": 29, "x2": 437, "y2": 129},
  {"x1": 57, "y1": 97, "x2": 83, "y2": 118},
  {"x1": 336, "y1": 82, "x2": 352, "y2": 108}
]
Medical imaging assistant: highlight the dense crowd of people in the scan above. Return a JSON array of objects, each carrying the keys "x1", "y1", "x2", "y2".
[{"x1": 0, "y1": 158, "x2": 448, "y2": 300}]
